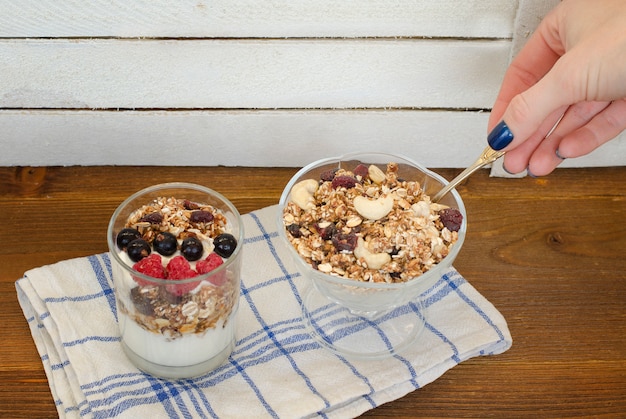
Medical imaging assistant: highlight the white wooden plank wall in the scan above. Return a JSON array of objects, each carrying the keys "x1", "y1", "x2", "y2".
[{"x1": 0, "y1": 0, "x2": 623, "y2": 169}]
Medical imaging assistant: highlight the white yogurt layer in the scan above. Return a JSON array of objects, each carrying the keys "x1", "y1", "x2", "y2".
[
  {"x1": 118, "y1": 309, "x2": 236, "y2": 367},
  {"x1": 114, "y1": 250, "x2": 237, "y2": 369}
]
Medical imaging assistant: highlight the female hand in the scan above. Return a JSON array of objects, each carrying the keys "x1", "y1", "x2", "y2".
[{"x1": 487, "y1": 0, "x2": 626, "y2": 176}]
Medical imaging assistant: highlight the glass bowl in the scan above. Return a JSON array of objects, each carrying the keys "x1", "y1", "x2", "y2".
[
  {"x1": 277, "y1": 152, "x2": 466, "y2": 359},
  {"x1": 107, "y1": 182, "x2": 244, "y2": 378}
]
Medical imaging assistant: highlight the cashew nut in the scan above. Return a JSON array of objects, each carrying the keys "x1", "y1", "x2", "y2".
[
  {"x1": 354, "y1": 237, "x2": 391, "y2": 269},
  {"x1": 353, "y1": 195, "x2": 393, "y2": 220},
  {"x1": 289, "y1": 179, "x2": 319, "y2": 210},
  {"x1": 367, "y1": 164, "x2": 386, "y2": 184}
]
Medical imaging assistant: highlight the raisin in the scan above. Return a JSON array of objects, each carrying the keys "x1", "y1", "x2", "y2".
[{"x1": 331, "y1": 175, "x2": 357, "y2": 189}]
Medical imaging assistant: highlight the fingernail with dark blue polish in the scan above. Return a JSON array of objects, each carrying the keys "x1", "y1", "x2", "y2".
[
  {"x1": 488, "y1": 120, "x2": 514, "y2": 151},
  {"x1": 555, "y1": 149, "x2": 566, "y2": 160},
  {"x1": 526, "y1": 167, "x2": 537, "y2": 178}
]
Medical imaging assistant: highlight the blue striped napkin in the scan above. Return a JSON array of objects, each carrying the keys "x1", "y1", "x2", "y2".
[{"x1": 16, "y1": 204, "x2": 511, "y2": 419}]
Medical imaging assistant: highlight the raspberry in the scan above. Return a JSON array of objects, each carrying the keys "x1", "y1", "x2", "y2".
[
  {"x1": 166, "y1": 256, "x2": 197, "y2": 279},
  {"x1": 165, "y1": 256, "x2": 200, "y2": 296},
  {"x1": 132, "y1": 254, "x2": 166, "y2": 285},
  {"x1": 197, "y1": 252, "x2": 223, "y2": 273},
  {"x1": 438, "y1": 208, "x2": 463, "y2": 232},
  {"x1": 331, "y1": 175, "x2": 357, "y2": 189},
  {"x1": 197, "y1": 253, "x2": 226, "y2": 285}
]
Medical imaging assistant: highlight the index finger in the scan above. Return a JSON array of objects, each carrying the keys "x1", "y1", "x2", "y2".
[{"x1": 488, "y1": 13, "x2": 563, "y2": 132}]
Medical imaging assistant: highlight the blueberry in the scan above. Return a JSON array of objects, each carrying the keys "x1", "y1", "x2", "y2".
[
  {"x1": 214, "y1": 233, "x2": 237, "y2": 258},
  {"x1": 116, "y1": 228, "x2": 141, "y2": 250},
  {"x1": 127, "y1": 239, "x2": 151, "y2": 262},
  {"x1": 181, "y1": 237, "x2": 204, "y2": 261},
  {"x1": 153, "y1": 232, "x2": 178, "y2": 256}
]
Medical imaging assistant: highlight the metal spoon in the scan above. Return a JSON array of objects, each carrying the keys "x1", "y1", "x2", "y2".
[{"x1": 431, "y1": 146, "x2": 505, "y2": 202}]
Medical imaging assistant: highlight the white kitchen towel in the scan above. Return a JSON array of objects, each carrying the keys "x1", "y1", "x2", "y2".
[{"x1": 16, "y1": 204, "x2": 512, "y2": 419}]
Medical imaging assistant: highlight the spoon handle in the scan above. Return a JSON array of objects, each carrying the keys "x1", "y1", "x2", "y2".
[{"x1": 431, "y1": 146, "x2": 505, "y2": 203}]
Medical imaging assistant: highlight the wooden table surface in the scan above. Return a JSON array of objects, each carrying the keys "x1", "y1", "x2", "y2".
[{"x1": 1, "y1": 165, "x2": 625, "y2": 418}]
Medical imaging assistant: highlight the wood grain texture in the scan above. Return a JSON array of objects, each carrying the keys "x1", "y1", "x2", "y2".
[
  {"x1": 1, "y1": 165, "x2": 625, "y2": 418},
  {"x1": 0, "y1": 0, "x2": 516, "y2": 38}
]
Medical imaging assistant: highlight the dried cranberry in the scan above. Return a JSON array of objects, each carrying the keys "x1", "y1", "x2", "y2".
[
  {"x1": 190, "y1": 210, "x2": 214, "y2": 223},
  {"x1": 438, "y1": 208, "x2": 463, "y2": 232},
  {"x1": 353, "y1": 164, "x2": 369, "y2": 181},
  {"x1": 139, "y1": 212, "x2": 163, "y2": 224},
  {"x1": 183, "y1": 200, "x2": 201, "y2": 210},
  {"x1": 332, "y1": 232, "x2": 358, "y2": 252},
  {"x1": 320, "y1": 168, "x2": 338, "y2": 182},
  {"x1": 331, "y1": 175, "x2": 357, "y2": 189},
  {"x1": 315, "y1": 222, "x2": 337, "y2": 240}
]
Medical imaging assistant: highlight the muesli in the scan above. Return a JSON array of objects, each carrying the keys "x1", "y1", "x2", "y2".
[
  {"x1": 115, "y1": 196, "x2": 239, "y2": 340},
  {"x1": 282, "y1": 162, "x2": 463, "y2": 283}
]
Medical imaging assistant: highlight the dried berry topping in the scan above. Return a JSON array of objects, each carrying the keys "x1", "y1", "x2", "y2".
[
  {"x1": 139, "y1": 212, "x2": 164, "y2": 225},
  {"x1": 332, "y1": 232, "x2": 358, "y2": 252},
  {"x1": 213, "y1": 233, "x2": 238, "y2": 258},
  {"x1": 127, "y1": 239, "x2": 151, "y2": 262},
  {"x1": 183, "y1": 199, "x2": 201, "y2": 210},
  {"x1": 190, "y1": 210, "x2": 214, "y2": 223},
  {"x1": 438, "y1": 208, "x2": 463, "y2": 232},
  {"x1": 153, "y1": 231, "x2": 178, "y2": 256},
  {"x1": 353, "y1": 164, "x2": 369, "y2": 181},
  {"x1": 181, "y1": 236, "x2": 204, "y2": 261},
  {"x1": 315, "y1": 222, "x2": 337, "y2": 240},
  {"x1": 331, "y1": 175, "x2": 357, "y2": 189},
  {"x1": 116, "y1": 228, "x2": 142, "y2": 250},
  {"x1": 286, "y1": 223, "x2": 302, "y2": 238},
  {"x1": 320, "y1": 168, "x2": 338, "y2": 182}
]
